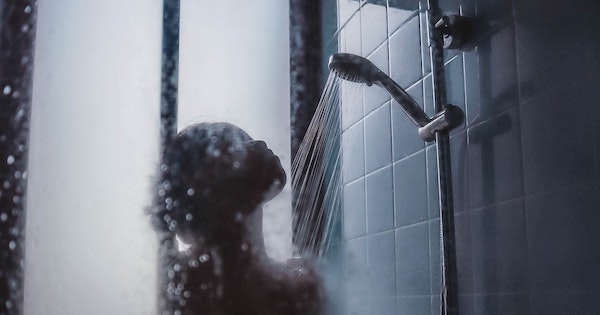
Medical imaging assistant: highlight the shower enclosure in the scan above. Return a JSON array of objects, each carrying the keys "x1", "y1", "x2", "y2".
[{"x1": 2, "y1": 0, "x2": 600, "y2": 314}]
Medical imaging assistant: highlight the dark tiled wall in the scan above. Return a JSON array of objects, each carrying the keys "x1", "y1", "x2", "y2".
[{"x1": 335, "y1": 0, "x2": 600, "y2": 314}]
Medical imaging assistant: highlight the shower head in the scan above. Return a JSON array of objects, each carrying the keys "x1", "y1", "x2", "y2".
[
  {"x1": 328, "y1": 53, "x2": 464, "y2": 141},
  {"x1": 328, "y1": 53, "x2": 382, "y2": 86},
  {"x1": 329, "y1": 53, "x2": 430, "y2": 127}
]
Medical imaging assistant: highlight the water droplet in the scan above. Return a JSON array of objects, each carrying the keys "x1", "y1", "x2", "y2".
[
  {"x1": 186, "y1": 188, "x2": 195, "y2": 196},
  {"x1": 198, "y1": 254, "x2": 210, "y2": 263},
  {"x1": 12, "y1": 91, "x2": 20, "y2": 98},
  {"x1": 3, "y1": 181, "x2": 11, "y2": 189},
  {"x1": 185, "y1": 213, "x2": 193, "y2": 221},
  {"x1": 9, "y1": 241, "x2": 16, "y2": 250},
  {"x1": 21, "y1": 24, "x2": 30, "y2": 32},
  {"x1": 233, "y1": 161, "x2": 240, "y2": 168},
  {"x1": 12, "y1": 196, "x2": 20, "y2": 204},
  {"x1": 183, "y1": 290, "x2": 191, "y2": 298},
  {"x1": 174, "y1": 310, "x2": 181, "y2": 315},
  {"x1": 3, "y1": 85, "x2": 12, "y2": 95},
  {"x1": 6, "y1": 155, "x2": 15, "y2": 165},
  {"x1": 241, "y1": 243, "x2": 249, "y2": 251},
  {"x1": 0, "y1": 213, "x2": 7, "y2": 222},
  {"x1": 188, "y1": 259, "x2": 199, "y2": 267},
  {"x1": 24, "y1": 5, "x2": 32, "y2": 14},
  {"x1": 5, "y1": 300, "x2": 12, "y2": 309},
  {"x1": 173, "y1": 263, "x2": 181, "y2": 271}
]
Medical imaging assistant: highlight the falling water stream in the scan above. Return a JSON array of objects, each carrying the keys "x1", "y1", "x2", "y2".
[{"x1": 292, "y1": 72, "x2": 362, "y2": 258}]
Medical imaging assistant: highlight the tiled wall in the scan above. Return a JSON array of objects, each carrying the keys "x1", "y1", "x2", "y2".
[{"x1": 335, "y1": 0, "x2": 600, "y2": 314}]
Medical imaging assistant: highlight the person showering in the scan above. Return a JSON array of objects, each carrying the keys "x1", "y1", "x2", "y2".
[{"x1": 152, "y1": 122, "x2": 324, "y2": 315}]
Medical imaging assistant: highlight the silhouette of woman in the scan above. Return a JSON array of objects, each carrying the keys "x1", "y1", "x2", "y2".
[{"x1": 153, "y1": 122, "x2": 324, "y2": 315}]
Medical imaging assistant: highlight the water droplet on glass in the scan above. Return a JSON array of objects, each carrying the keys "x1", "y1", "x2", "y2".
[
  {"x1": 183, "y1": 290, "x2": 191, "y2": 298},
  {"x1": 0, "y1": 213, "x2": 7, "y2": 221},
  {"x1": 173, "y1": 263, "x2": 181, "y2": 272},
  {"x1": 12, "y1": 91, "x2": 20, "y2": 98},
  {"x1": 3, "y1": 85, "x2": 12, "y2": 95},
  {"x1": 188, "y1": 259, "x2": 199, "y2": 267},
  {"x1": 21, "y1": 24, "x2": 30, "y2": 32},
  {"x1": 12, "y1": 196, "x2": 20, "y2": 204},
  {"x1": 24, "y1": 5, "x2": 32, "y2": 13},
  {"x1": 5, "y1": 300, "x2": 12, "y2": 309},
  {"x1": 9, "y1": 241, "x2": 16, "y2": 250},
  {"x1": 198, "y1": 254, "x2": 210, "y2": 263},
  {"x1": 241, "y1": 243, "x2": 249, "y2": 251},
  {"x1": 186, "y1": 188, "x2": 195, "y2": 196},
  {"x1": 6, "y1": 155, "x2": 15, "y2": 165},
  {"x1": 185, "y1": 213, "x2": 193, "y2": 221},
  {"x1": 4, "y1": 181, "x2": 11, "y2": 189}
]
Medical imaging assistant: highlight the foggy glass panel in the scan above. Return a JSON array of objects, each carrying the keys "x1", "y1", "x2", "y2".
[
  {"x1": 23, "y1": 0, "x2": 296, "y2": 314},
  {"x1": 24, "y1": 1, "x2": 163, "y2": 314}
]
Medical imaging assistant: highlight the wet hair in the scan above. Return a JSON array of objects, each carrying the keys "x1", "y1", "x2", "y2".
[{"x1": 153, "y1": 122, "x2": 286, "y2": 240}]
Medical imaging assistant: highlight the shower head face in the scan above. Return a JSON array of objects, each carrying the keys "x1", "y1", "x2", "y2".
[{"x1": 328, "y1": 53, "x2": 382, "y2": 86}]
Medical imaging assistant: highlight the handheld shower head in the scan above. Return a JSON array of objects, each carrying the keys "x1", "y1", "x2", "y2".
[
  {"x1": 328, "y1": 53, "x2": 464, "y2": 141},
  {"x1": 329, "y1": 53, "x2": 431, "y2": 128}
]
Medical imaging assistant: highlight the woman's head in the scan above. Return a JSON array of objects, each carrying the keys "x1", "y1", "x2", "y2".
[{"x1": 158, "y1": 122, "x2": 286, "y2": 239}]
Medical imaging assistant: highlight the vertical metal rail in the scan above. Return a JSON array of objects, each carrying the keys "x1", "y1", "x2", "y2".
[
  {"x1": 158, "y1": 0, "x2": 180, "y2": 312},
  {"x1": 160, "y1": 0, "x2": 180, "y2": 148},
  {"x1": 0, "y1": 1, "x2": 37, "y2": 314},
  {"x1": 426, "y1": 0, "x2": 459, "y2": 314}
]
